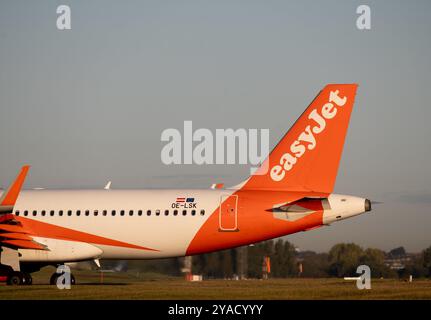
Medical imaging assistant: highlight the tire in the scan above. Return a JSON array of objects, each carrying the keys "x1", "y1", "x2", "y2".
[
  {"x1": 7, "y1": 272, "x2": 23, "y2": 286},
  {"x1": 70, "y1": 274, "x2": 76, "y2": 285},
  {"x1": 49, "y1": 273, "x2": 59, "y2": 285},
  {"x1": 23, "y1": 273, "x2": 33, "y2": 285}
]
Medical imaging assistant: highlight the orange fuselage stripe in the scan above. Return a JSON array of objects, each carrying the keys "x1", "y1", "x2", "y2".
[{"x1": 14, "y1": 216, "x2": 159, "y2": 252}]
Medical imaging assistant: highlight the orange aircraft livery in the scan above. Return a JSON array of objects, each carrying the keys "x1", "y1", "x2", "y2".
[{"x1": 0, "y1": 84, "x2": 371, "y2": 285}]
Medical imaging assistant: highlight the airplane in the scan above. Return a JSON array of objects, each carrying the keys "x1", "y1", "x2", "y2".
[{"x1": 0, "y1": 83, "x2": 371, "y2": 285}]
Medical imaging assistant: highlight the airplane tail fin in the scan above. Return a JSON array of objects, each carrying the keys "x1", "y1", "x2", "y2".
[{"x1": 241, "y1": 84, "x2": 358, "y2": 193}]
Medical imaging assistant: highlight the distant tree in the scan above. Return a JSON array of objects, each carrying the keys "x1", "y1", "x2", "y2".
[
  {"x1": 244, "y1": 239, "x2": 297, "y2": 278},
  {"x1": 328, "y1": 243, "x2": 364, "y2": 277},
  {"x1": 263, "y1": 240, "x2": 275, "y2": 257},
  {"x1": 282, "y1": 240, "x2": 297, "y2": 276},
  {"x1": 247, "y1": 242, "x2": 267, "y2": 278},
  {"x1": 283, "y1": 241, "x2": 298, "y2": 276},
  {"x1": 423, "y1": 246, "x2": 431, "y2": 277},
  {"x1": 388, "y1": 247, "x2": 406, "y2": 258},
  {"x1": 300, "y1": 253, "x2": 330, "y2": 278},
  {"x1": 205, "y1": 252, "x2": 221, "y2": 278},
  {"x1": 399, "y1": 255, "x2": 427, "y2": 279},
  {"x1": 271, "y1": 239, "x2": 296, "y2": 277},
  {"x1": 360, "y1": 248, "x2": 396, "y2": 278},
  {"x1": 192, "y1": 254, "x2": 206, "y2": 274},
  {"x1": 272, "y1": 239, "x2": 285, "y2": 277},
  {"x1": 221, "y1": 250, "x2": 234, "y2": 278}
]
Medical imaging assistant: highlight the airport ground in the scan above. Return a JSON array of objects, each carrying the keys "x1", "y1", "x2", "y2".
[{"x1": 0, "y1": 267, "x2": 430, "y2": 300}]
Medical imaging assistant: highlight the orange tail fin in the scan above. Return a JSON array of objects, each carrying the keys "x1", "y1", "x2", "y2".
[{"x1": 242, "y1": 84, "x2": 358, "y2": 193}]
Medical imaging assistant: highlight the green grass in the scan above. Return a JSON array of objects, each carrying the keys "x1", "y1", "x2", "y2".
[{"x1": 1, "y1": 267, "x2": 430, "y2": 300}]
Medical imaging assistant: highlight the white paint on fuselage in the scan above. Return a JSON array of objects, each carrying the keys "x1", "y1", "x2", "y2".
[
  {"x1": 20, "y1": 237, "x2": 103, "y2": 262},
  {"x1": 12, "y1": 189, "x2": 235, "y2": 260}
]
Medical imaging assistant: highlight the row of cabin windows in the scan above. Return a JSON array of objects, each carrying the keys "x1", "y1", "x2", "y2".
[{"x1": 15, "y1": 209, "x2": 205, "y2": 217}]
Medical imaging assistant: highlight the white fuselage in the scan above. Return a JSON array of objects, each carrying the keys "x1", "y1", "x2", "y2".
[{"x1": 13, "y1": 189, "x2": 231, "y2": 261}]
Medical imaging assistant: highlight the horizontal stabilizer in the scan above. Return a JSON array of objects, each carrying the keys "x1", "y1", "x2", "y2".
[
  {"x1": 0, "y1": 233, "x2": 33, "y2": 241},
  {"x1": 1, "y1": 239, "x2": 46, "y2": 250},
  {"x1": 0, "y1": 224, "x2": 31, "y2": 234}
]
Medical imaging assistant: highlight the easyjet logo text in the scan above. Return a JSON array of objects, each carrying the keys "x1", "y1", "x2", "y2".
[{"x1": 270, "y1": 90, "x2": 347, "y2": 182}]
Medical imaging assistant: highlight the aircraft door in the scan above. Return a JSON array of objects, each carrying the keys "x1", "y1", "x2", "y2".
[{"x1": 219, "y1": 194, "x2": 238, "y2": 232}]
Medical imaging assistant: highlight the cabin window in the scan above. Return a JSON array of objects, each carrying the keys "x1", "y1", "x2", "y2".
[
  {"x1": 112, "y1": 210, "x2": 116, "y2": 216},
  {"x1": 155, "y1": 209, "x2": 160, "y2": 216},
  {"x1": 138, "y1": 210, "x2": 142, "y2": 216},
  {"x1": 59, "y1": 210, "x2": 63, "y2": 216},
  {"x1": 200, "y1": 209, "x2": 205, "y2": 216},
  {"x1": 191, "y1": 209, "x2": 196, "y2": 216},
  {"x1": 94, "y1": 210, "x2": 98, "y2": 216},
  {"x1": 41, "y1": 210, "x2": 46, "y2": 216},
  {"x1": 24, "y1": 210, "x2": 28, "y2": 216},
  {"x1": 129, "y1": 210, "x2": 133, "y2": 216},
  {"x1": 76, "y1": 210, "x2": 81, "y2": 216},
  {"x1": 15, "y1": 210, "x2": 20, "y2": 216},
  {"x1": 67, "y1": 210, "x2": 72, "y2": 216},
  {"x1": 85, "y1": 210, "x2": 89, "y2": 216},
  {"x1": 32, "y1": 210, "x2": 37, "y2": 216},
  {"x1": 120, "y1": 210, "x2": 125, "y2": 216},
  {"x1": 50, "y1": 210, "x2": 54, "y2": 216},
  {"x1": 182, "y1": 210, "x2": 187, "y2": 216},
  {"x1": 146, "y1": 210, "x2": 151, "y2": 216},
  {"x1": 164, "y1": 210, "x2": 169, "y2": 216},
  {"x1": 103, "y1": 210, "x2": 107, "y2": 216},
  {"x1": 173, "y1": 209, "x2": 178, "y2": 216}
]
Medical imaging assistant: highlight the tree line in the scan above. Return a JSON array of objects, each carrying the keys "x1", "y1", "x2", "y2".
[{"x1": 106, "y1": 240, "x2": 431, "y2": 279}]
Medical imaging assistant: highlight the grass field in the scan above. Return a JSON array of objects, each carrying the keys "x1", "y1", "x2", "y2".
[{"x1": 1, "y1": 267, "x2": 430, "y2": 300}]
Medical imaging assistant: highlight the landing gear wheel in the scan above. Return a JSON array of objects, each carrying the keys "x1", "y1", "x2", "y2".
[
  {"x1": 7, "y1": 272, "x2": 23, "y2": 286},
  {"x1": 23, "y1": 273, "x2": 33, "y2": 285},
  {"x1": 70, "y1": 274, "x2": 76, "y2": 285},
  {"x1": 49, "y1": 273, "x2": 59, "y2": 285}
]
